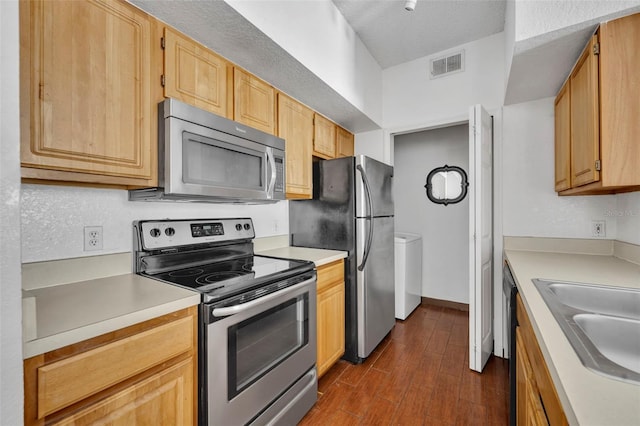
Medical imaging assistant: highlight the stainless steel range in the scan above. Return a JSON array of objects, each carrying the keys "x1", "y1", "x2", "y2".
[{"x1": 133, "y1": 218, "x2": 317, "y2": 426}]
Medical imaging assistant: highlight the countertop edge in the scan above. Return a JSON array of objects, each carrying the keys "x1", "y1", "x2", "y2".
[
  {"x1": 256, "y1": 246, "x2": 348, "y2": 267},
  {"x1": 23, "y1": 293, "x2": 200, "y2": 359}
]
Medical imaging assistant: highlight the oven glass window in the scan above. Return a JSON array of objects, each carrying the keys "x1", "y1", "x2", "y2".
[
  {"x1": 183, "y1": 132, "x2": 264, "y2": 190},
  {"x1": 227, "y1": 294, "x2": 309, "y2": 399}
]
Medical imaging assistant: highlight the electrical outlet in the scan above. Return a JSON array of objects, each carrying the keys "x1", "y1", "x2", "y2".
[
  {"x1": 84, "y1": 226, "x2": 103, "y2": 251},
  {"x1": 591, "y1": 220, "x2": 606, "y2": 238}
]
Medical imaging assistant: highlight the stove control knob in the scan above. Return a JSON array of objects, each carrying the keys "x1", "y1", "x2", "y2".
[
  {"x1": 150, "y1": 228, "x2": 161, "y2": 238},
  {"x1": 244, "y1": 223, "x2": 251, "y2": 231},
  {"x1": 235, "y1": 224, "x2": 242, "y2": 231},
  {"x1": 164, "y1": 227, "x2": 175, "y2": 237}
]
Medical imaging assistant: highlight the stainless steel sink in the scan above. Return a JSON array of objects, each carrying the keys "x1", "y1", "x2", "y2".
[{"x1": 533, "y1": 279, "x2": 640, "y2": 385}]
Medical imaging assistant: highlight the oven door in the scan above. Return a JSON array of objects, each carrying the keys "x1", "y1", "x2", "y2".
[
  {"x1": 164, "y1": 114, "x2": 285, "y2": 201},
  {"x1": 204, "y1": 275, "x2": 317, "y2": 426}
]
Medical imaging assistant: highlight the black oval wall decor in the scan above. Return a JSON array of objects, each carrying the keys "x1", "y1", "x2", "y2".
[{"x1": 424, "y1": 165, "x2": 469, "y2": 206}]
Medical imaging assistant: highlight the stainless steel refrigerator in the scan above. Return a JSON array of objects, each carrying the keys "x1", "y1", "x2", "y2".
[{"x1": 289, "y1": 155, "x2": 395, "y2": 363}]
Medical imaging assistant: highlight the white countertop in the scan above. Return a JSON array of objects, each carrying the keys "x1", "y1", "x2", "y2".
[
  {"x1": 21, "y1": 243, "x2": 345, "y2": 359},
  {"x1": 23, "y1": 273, "x2": 200, "y2": 359},
  {"x1": 504, "y1": 247, "x2": 640, "y2": 426},
  {"x1": 256, "y1": 246, "x2": 348, "y2": 267}
]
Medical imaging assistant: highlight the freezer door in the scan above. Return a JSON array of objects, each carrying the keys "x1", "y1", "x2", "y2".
[
  {"x1": 355, "y1": 156, "x2": 394, "y2": 218},
  {"x1": 356, "y1": 216, "x2": 395, "y2": 358}
]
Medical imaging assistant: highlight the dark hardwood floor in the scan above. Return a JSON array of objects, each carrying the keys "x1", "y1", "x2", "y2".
[{"x1": 300, "y1": 304, "x2": 509, "y2": 425}]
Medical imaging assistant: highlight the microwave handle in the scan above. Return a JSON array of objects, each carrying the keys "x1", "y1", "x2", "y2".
[{"x1": 266, "y1": 148, "x2": 277, "y2": 198}]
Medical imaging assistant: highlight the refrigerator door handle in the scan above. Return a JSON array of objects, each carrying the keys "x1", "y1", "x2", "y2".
[{"x1": 357, "y1": 165, "x2": 374, "y2": 271}]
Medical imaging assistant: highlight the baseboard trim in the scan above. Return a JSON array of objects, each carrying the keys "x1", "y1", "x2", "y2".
[{"x1": 421, "y1": 297, "x2": 469, "y2": 312}]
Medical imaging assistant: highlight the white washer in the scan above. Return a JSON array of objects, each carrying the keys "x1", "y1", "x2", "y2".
[{"x1": 394, "y1": 232, "x2": 423, "y2": 320}]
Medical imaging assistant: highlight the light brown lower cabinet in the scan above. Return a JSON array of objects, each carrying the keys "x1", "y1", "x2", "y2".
[
  {"x1": 516, "y1": 295, "x2": 567, "y2": 426},
  {"x1": 316, "y1": 260, "x2": 345, "y2": 378},
  {"x1": 24, "y1": 306, "x2": 198, "y2": 426}
]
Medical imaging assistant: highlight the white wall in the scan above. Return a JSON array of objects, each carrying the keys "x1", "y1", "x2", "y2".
[
  {"x1": 504, "y1": 0, "x2": 516, "y2": 89},
  {"x1": 354, "y1": 130, "x2": 386, "y2": 164},
  {"x1": 394, "y1": 124, "x2": 470, "y2": 304},
  {"x1": 225, "y1": 0, "x2": 383, "y2": 126},
  {"x1": 615, "y1": 193, "x2": 640, "y2": 245},
  {"x1": 21, "y1": 185, "x2": 289, "y2": 263},
  {"x1": 382, "y1": 32, "x2": 505, "y2": 130},
  {"x1": 502, "y1": 97, "x2": 618, "y2": 238},
  {"x1": 0, "y1": 0, "x2": 24, "y2": 423},
  {"x1": 514, "y1": 0, "x2": 640, "y2": 43}
]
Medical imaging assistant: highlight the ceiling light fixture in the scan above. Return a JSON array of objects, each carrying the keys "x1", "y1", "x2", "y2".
[{"x1": 404, "y1": 0, "x2": 417, "y2": 11}]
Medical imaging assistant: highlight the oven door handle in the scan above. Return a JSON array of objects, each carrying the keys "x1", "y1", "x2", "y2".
[{"x1": 212, "y1": 277, "x2": 315, "y2": 317}]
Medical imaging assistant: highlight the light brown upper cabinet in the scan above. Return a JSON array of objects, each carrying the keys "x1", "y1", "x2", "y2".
[
  {"x1": 278, "y1": 94, "x2": 314, "y2": 199},
  {"x1": 555, "y1": 13, "x2": 640, "y2": 195},
  {"x1": 336, "y1": 126, "x2": 355, "y2": 158},
  {"x1": 554, "y1": 80, "x2": 571, "y2": 192},
  {"x1": 162, "y1": 26, "x2": 232, "y2": 119},
  {"x1": 233, "y1": 68, "x2": 276, "y2": 135},
  {"x1": 313, "y1": 114, "x2": 337, "y2": 159},
  {"x1": 20, "y1": 0, "x2": 158, "y2": 188}
]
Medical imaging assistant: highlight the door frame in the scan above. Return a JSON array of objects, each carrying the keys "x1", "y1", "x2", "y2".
[{"x1": 384, "y1": 108, "x2": 505, "y2": 362}]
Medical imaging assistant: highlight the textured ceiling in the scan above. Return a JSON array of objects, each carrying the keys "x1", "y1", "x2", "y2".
[{"x1": 332, "y1": 0, "x2": 506, "y2": 69}]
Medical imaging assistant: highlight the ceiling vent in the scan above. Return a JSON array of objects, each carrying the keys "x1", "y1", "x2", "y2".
[{"x1": 429, "y1": 50, "x2": 464, "y2": 79}]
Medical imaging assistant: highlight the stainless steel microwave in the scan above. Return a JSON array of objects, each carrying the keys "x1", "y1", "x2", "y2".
[{"x1": 129, "y1": 98, "x2": 285, "y2": 203}]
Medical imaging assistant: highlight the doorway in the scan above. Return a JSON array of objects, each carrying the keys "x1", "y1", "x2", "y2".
[
  {"x1": 388, "y1": 105, "x2": 494, "y2": 372},
  {"x1": 393, "y1": 124, "x2": 470, "y2": 305}
]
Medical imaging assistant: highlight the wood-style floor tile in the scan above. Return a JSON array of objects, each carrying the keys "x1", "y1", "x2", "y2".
[
  {"x1": 301, "y1": 304, "x2": 509, "y2": 425},
  {"x1": 359, "y1": 397, "x2": 398, "y2": 426}
]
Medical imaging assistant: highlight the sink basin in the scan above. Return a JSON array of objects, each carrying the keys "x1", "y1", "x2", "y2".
[
  {"x1": 574, "y1": 314, "x2": 640, "y2": 375},
  {"x1": 546, "y1": 282, "x2": 640, "y2": 319},
  {"x1": 533, "y1": 279, "x2": 640, "y2": 384}
]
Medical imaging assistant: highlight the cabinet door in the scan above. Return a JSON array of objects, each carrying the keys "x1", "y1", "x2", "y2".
[
  {"x1": 336, "y1": 126, "x2": 354, "y2": 158},
  {"x1": 313, "y1": 114, "x2": 336, "y2": 159},
  {"x1": 278, "y1": 94, "x2": 313, "y2": 199},
  {"x1": 554, "y1": 80, "x2": 571, "y2": 192},
  {"x1": 54, "y1": 358, "x2": 194, "y2": 426},
  {"x1": 516, "y1": 329, "x2": 549, "y2": 426},
  {"x1": 570, "y1": 34, "x2": 600, "y2": 188},
  {"x1": 599, "y1": 13, "x2": 640, "y2": 187},
  {"x1": 21, "y1": 0, "x2": 155, "y2": 186},
  {"x1": 316, "y1": 260, "x2": 345, "y2": 378},
  {"x1": 317, "y1": 282, "x2": 345, "y2": 378},
  {"x1": 233, "y1": 68, "x2": 275, "y2": 135},
  {"x1": 163, "y1": 27, "x2": 230, "y2": 118}
]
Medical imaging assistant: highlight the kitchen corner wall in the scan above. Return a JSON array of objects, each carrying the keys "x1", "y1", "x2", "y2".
[
  {"x1": 616, "y1": 192, "x2": 640, "y2": 245},
  {"x1": 20, "y1": 185, "x2": 289, "y2": 263},
  {"x1": 0, "y1": 0, "x2": 24, "y2": 423},
  {"x1": 502, "y1": 97, "x2": 619, "y2": 239},
  {"x1": 382, "y1": 32, "x2": 505, "y2": 130}
]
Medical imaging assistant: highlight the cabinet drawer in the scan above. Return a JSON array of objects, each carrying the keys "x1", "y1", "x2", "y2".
[
  {"x1": 54, "y1": 358, "x2": 194, "y2": 426},
  {"x1": 37, "y1": 315, "x2": 194, "y2": 419},
  {"x1": 317, "y1": 260, "x2": 344, "y2": 293}
]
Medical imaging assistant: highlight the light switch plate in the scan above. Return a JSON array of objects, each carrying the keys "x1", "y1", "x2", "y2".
[{"x1": 591, "y1": 220, "x2": 606, "y2": 238}]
